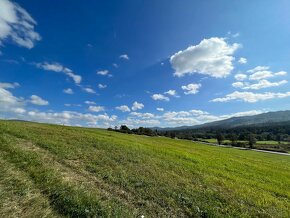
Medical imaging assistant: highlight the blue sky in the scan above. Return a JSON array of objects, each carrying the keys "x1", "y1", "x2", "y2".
[{"x1": 1, "y1": 0, "x2": 290, "y2": 127}]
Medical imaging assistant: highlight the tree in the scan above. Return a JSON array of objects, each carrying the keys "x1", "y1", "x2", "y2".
[
  {"x1": 248, "y1": 134, "x2": 256, "y2": 149},
  {"x1": 170, "y1": 132, "x2": 176, "y2": 139},
  {"x1": 276, "y1": 134, "x2": 282, "y2": 144},
  {"x1": 216, "y1": 133, "x2": 224, "y2": 145},
  {"x1": 229, "y1": 133, "x2": 238, "y2": 146},
  {"x1": 120, "y1": 125, "x2": 131, "y2": 133}
]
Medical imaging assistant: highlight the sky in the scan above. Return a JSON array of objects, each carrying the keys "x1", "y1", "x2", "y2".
[{"x1": 1, "y1": 0, "x2": 290, "y2": 128}]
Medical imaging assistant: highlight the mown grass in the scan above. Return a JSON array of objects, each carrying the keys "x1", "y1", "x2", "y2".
[{"x1": 0, "y1": 120, "x2": 289, "y2": 217}]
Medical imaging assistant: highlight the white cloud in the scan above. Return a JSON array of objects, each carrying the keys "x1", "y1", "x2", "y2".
[
  {"x1": 84, "y1": 101, "x2": 96, "y2": 105},
  {"x1": 98, "y1": 84, "x2": 107, "y2": 89},
  {"x1": 96, "y1": 70, "x2": 110, "y2": 76},
  {"x1": 164, "y1": 89, "x2": 178, "y2": 97},
  {"x1": 0, "y1": 85, "x2": 270, "y2": 128},
  {"x1": 156, "y1": 108, "x2": 164, "y2": 112},
  {"x1": 181, "y1": 83, "x2": 201, "y2": 95},
  {"x1": 119, "y1": 54, "x2": 129, "y2": 60},
  {"x1": 274, "y1": 71, "x2": 287, "y2": 76},
  {"x1": 0, "y1": 85, "x2": 24, "y2": 113},
  {"x1": 25, "y1": 111, "x2": 117, "y2": 127},
  {"x1": 88, "y1": 105, "x2": 105, "y2": 113},
  {"x1": 35, "y1": 62, "x2": 82, "y2": 84},
  {"x1": 63, "y1": 88, "x2": 73, "y2": 94},
  {"x1": 249, "y1": 70, "x2": 287, "y2": 81},
  {"x1": 83, "y1": 87, "x2": 96, "y2": 94},
  {"x1": 170, "y1": 37, "x2": 240, "y2": 78},
  {"x1": 0, "y1": 82, "x2": 20, "y2": 89},
  {"x1": 232, "y1": 82, "x2": 245, "y2": 88},
  {"x1": 241, "y1": 80, "x2": 287, "y2": 90},
  {"x1": 249, "y1": 71, "x2": 274, "y2": 80},
  {"x1": 238, "y1": 57, "x2": 247, "y2": 64},
  {"x1": 132, "y1": 101, "x2": 144, "y2": 111},
  {"x1": 116, "y1": 105, "x2": 130, "y2": 112},
  {"x1": 113, "y1": 63, "x2": 118, "y2": 68},
  {"x1": 212, "y1": 91, "x2": 290, "y2": 103},
  {"x1": 130, "y1": 112, "x2": 155, "y2": 119},
  {"x1": 29, "y1": 95, "x2": 49, "y2": 106},
  {"x1": 151, "y1": 94, "x2": 170, "y2": 101},
  {"x1": 234, "y1": 73, "x2": 247, "y2": 81},
  {"x1": 64, "y1": 103, "x2": 81, "y2": 107},
  {"x1": 247, "y1": 66, "x2": 269, "y2": 73},
  {"x1": 0, "y1": 0, "x2": 41, "y2": 50}
]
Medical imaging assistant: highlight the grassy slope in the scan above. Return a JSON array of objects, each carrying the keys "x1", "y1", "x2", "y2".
[{"x1": 0, "y1": 120, "x2": 289, "y2": 217}]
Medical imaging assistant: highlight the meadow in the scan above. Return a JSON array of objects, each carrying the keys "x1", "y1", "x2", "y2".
[{"x1": 0, "y1": 120, "x2": 289, "y2": 217}]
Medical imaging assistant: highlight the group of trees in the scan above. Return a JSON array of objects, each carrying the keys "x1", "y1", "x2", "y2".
[
  {"x1": 108, "y1": 122, "x2": 290, "y2": 151},
  {"x1": 108, "y1": 125, "x2": 157, "y2": 136},
  {"x1": 216, "y1": 132, "x2": 256, "y2": 148}
]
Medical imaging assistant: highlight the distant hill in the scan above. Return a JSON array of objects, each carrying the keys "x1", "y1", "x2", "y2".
[{"x1": 153, "y1": 110, "x2": 290, "y2": 131}]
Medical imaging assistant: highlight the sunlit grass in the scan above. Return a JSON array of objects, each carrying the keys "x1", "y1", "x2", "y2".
[{"x1": 0, "y1": 120, "x2": 289, "y2": 217}]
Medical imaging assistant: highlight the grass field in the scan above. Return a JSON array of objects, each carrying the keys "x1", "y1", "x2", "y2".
[{"x1": 0, "y1": 120, "x2": 289, "y2": 217}]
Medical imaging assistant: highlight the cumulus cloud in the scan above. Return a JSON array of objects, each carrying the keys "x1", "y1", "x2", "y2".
[
  {"x1": 119, "y1": 54, "x2": 129, "y2": 60},
  {"x1": 0, "y1": 0, "x2": 41, "y2": 50},
  {"x1": 26, "y1": 111, "x2": 117, "y2": 127},
  {"x1": 0, "y1": 84, "x2": 24, "y2": 113},
  {"x1": 151, "y1": 94, "x2": 170, "y2": 101},
  {"x1": 232, "y1": 82, "x2": 245, "y2": 88},
  {"x1": 131, "y1": 101, "x2": 144, "y2": 111},
  {"x1": 238, "y1": 80, "x2": 287, "y2": 90},
  {"x1": 212, "y1": 91, "x2": 290, "y2": 103},
  {"x1": 170, "y1": 37, "x2": 240, "y2": 78},
  {"x1": 156, "y1": 108, "x2": 164, "y2": 112},
  {"x1": 164, "y1": 89, "x2": 178, "y2": 97},
  {"x1": 29, "y1": 95, "x2": 49, "y2": 105},
  {"x1": 234, "y1": 73, "x2": 247, "y2": 81},
  {"x1": 238, "y1": 57, "x2": 247, "y2": 64},
  {"x1": 83, "y1": 87, "x2": 96, "y2": 94},
  {"x1": 130, "y1": 112, "x2": 155, "y2": 119},
  {"x1": 98, "y1": 84, "x2": 107, "y2": 89},
  {"x1": 249, "y1": 71, "x2": 275, "y2": 80},
  {"x1": 247, "y1": 66, "x2": 269, "y2": 73},
  {"x1": 246, "y1": 66, "x2": 287, "y2": 80},
  {"x1": 96, "y1": 70, "x2": 110, "y2": 76},
  {"x1": 116, "y1": 105, "x2": 130, "y2": 112},
  {"x1": 88, "y1": 105, "x2": 105, "y2": 113},
  {"x1": 181, "y1": 83, "x2": 201, "y2": 95},
  {"x1": 0, "y1": 84, "x2": 269, "y2": 128},
  {"x1": 35, "y1": 62, "x2": 82, "y2": 84},
  {"x1": 63, "y1": 88, "x2": 73, "y2": 94}
]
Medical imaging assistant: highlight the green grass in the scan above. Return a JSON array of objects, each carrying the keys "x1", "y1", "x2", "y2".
[{"x1": 0, "y1": 120, "x2": 289, "y2": 217}]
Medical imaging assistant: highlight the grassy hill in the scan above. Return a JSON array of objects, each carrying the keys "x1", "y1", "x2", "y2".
[{"x1": 0, "y1": 120, "x2": 289, "y2": 217}]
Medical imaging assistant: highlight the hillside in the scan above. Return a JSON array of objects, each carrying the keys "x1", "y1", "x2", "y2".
[
  {"x1": 0, "y1": 120, "x2": 289, "y2": 217},
  {"x1": 154, "y1": 110, "x2": 290, "y2": 131}
]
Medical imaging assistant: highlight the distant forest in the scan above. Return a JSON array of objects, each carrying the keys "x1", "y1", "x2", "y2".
[{"x1": 109, "y1": 121, "x2": 290, "y2": 152}]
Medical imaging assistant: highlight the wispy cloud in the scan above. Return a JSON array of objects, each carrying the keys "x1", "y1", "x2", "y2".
[
  {"x1": 119, "y1": 54, "x2": 130, "y2": 60},
  {"x1": 0, "y1": 0, "x2": 41, "y2": 50},
  {"x1": 29, "y1": 95, "x2": 49, "y2": 106},
  {"x1": 63, "y1": 88, "x2": 74, "y2": 94},
  {"x1": 35, "y1": 62, "x2": 82, "y2": 84}
]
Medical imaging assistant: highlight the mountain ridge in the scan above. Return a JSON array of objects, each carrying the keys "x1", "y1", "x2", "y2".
[{"x1": 152, "y1": 110, "x2": 290, "y2": 131}]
